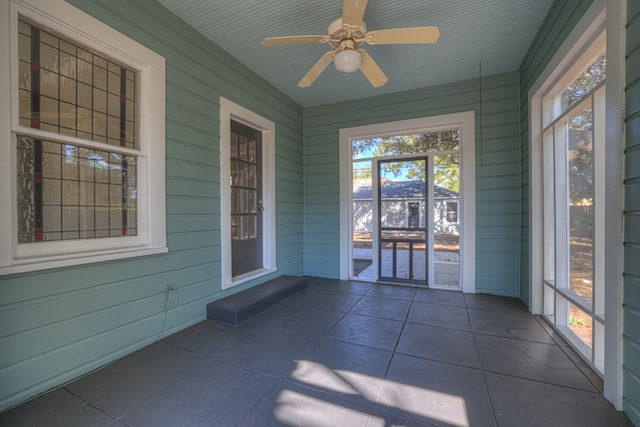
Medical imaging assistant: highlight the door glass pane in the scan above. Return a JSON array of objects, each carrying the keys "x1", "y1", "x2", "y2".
[
  {"x1": 239, "y1": 189, "x2": 247, "y2": 213},
  {"x1": 238, "y1": 161, "x2": 247, "y2": 187},
  {"x1": 434, "y1": 154, "x2": 460, "y2": 288},
  {"x1": 248, "y1": 190, "x2": 257, "y2": 213},
  {"x1": 568, "y1": 106, "x2": 593, "y2": 302},
  {"x1": 230, "y1": 133, "x2": 238, "y2": 159},
  {"x1": 248, "y1": 139, "x2": 256, "y2": 163},
  {"x1": 230, "y1": 188, "x2": 238, "y2": 214},
  {"x1": 238, "y1": 136, "x2": 247, "y2": 161},
  {"x1": 248, "y1": 164, "x2": 256, "y2": 188},
  {"x1": 412, "y1": 241, "x2": 427, "y2": 281},
  {"x1": 379, "y1": 160, "x2": 427, "y2": 284},
  {"x1": 380, "y1": 241, "x2": 394, "y2": 279},
  {"x1": 231, "y1": 160, "x2": 239, "y2": 186},
  {"x1": 395, "y1": 241, "x2": 410, "y2": 279},
  {"x1": 244, "y1": 215, "x2": 256, "y2": 239},
  {"x1": 352, "y1": 160, "x2": 373, "y2": 279}
]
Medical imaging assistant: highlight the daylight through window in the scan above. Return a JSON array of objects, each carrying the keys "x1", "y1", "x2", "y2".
[{"x1": 17, "y1": 17, "x2": 138, "y2": 242}]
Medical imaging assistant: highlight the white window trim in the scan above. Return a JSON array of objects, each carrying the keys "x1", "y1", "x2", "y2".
[
  {"x1": 528, "y1": 0, "x2": 624, "y2": 408},
  {"x1": 219, "y1": 97, "x2": 276, "y2": 289},
  {"x1": 339, "y1": 111, "x2": 476, "y2": 293},
  {"x1": 445, "y1": 200, "x2": 459, "y2": 224},
  {"x1": 0, "y1": 0, "x2": 167, "y2": 275}
]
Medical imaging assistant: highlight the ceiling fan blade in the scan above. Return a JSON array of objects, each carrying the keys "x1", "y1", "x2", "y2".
[
  {"x1": 298, "y1": 50, "x2": 337, "y2": 88},
  {"x1": 357, "y1": 49, "x2": 388, "y2": 87},
  {"x1": 365, "y1": 27, "x2": 440, "y2": 45},
  {"x1": 262, "y1": 35, "x2": 328, "y2": 46},
  {"x1": 342, "y1": 0, "x2": 368, "y2": 27}
]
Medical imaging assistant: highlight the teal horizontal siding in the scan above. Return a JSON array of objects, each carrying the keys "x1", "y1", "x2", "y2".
[
  {"x1": 304, "y1": 71, "x2": 522, "y2": 296},
  {"x1": 0, "y1": 0, "x2": 303, "y2": 411},
  {"x1": 625, "y1": 2, "x2": 640, "y2": 423}
]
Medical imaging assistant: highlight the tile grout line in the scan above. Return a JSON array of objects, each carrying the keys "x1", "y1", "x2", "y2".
[
  {"x1": 371, "y1": 290, "x2": 418, "y2": 411},
  {"x1": 464, "y1": 294, "x2": 500, "y2": 427},
  {"x1": 62, "y1": 386, "x2": 127, "y2": 426}
]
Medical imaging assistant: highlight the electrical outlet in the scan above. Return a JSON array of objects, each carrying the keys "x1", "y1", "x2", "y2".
[{"x1": 166, "y1": 288, "x2": 179, "y2": 308}]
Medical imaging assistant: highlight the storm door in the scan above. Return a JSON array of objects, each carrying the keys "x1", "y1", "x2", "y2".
[
  {"x1": 377, "y1": 158, "x2": 429, "y2": 285},
  {"x1": 230, "y1": 120, "x2": 263, "y2": 277}
]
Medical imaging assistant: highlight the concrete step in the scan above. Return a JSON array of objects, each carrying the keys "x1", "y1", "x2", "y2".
[{"x1": 206, "y1": 275, "x2": 307, "y2": 326}]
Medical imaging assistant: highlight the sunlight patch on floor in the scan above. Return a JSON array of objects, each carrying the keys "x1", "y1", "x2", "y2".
[{"x1": 286, "y1": 359, "x2": 470, "y2": 426}]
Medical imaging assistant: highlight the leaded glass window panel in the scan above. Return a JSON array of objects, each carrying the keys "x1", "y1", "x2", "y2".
[
  {"x1": 18, "y1": 17, "x2": 137, "y2": 149},
  {"x1": 17, "y1": 136, "x2": 137, "y2": 243},
  {"x1": 15, "y1": 17, "x2": 140, "y2": 244}
]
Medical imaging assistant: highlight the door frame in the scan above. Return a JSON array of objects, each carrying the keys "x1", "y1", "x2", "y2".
[
  {"x1": 339, "y1": 112, "x2": 476, "y2": 293},
  {"x1": 220, "y1": 97, "x2": 277, "y2": 289}
]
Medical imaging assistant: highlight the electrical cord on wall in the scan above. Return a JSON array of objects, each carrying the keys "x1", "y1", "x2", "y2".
[
  {"x1": 155, "y1": 285, "x2": 170, "y2": 342},
  {"x1": 479, "y1": 62, "x2": 484, "y2": 166}
]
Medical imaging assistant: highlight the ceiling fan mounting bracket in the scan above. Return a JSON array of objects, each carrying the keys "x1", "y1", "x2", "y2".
[{"x1": 327, "y1": 17, "x2": 366, "y2": 49}]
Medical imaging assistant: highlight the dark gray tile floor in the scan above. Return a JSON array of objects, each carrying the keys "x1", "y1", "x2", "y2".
[{"x1": 0, "y1": 277, "x2": 632, "y2": 427}]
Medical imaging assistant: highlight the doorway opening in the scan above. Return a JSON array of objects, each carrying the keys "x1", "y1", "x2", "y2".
[
  {"x1": 349, "y1": 126, "x2": 462, "y2": 290},
  {"x1": 340, "y1": 112, "x2": 475, "y2": 292}
]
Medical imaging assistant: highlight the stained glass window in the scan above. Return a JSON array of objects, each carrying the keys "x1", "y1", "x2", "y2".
[
  {"x1": 18, "y1": 18, "x2": 137, "y2": 149},
  {"x1": 16, "y1": 17, "x2": 138, "y2": 243}
]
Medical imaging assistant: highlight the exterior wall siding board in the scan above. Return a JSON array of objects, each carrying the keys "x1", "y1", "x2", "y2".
[
  {"x1": 166, "y1": 234, "x2": 219, "y2": 253},
  {"x1": 0, "y1": 0, "x2": 304, "y2": 411},
  {"x1": 626, "y1": 1, "x2": 640, "y2": 422},
  {"x1": 628, "y1": 115, "x2": 640, "y2": 148},
  {"x1": 304, "y1": 71, "x2": 521, "y2": 296},
  {"x1": 626, "y1": 181, "x2": 640, "y2": 211}
]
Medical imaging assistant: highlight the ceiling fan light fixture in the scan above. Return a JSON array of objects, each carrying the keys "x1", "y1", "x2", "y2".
[{"x1": 334, "y1": 49, "x2": 361, "y2": 73}]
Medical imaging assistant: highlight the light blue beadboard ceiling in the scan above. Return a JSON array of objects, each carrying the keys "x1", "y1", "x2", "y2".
[{"x1": 157, "y1": 0, "x2": 554, "y2": 107}]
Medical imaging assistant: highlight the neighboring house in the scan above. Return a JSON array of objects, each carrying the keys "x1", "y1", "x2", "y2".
[{"x1": 352, "y1": 179, "x2": 459, "y2": 234}]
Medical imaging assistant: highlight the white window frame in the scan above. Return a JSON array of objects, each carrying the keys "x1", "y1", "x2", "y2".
[
  {"x1": 528, "y1": 0, "x2": 625, "y2": 408},
  {"x1": 0, "y1": 0, "x2": 167, "y2": 275},
  {"x1": 219, "y1": 97, "x2": 277, "y2": 289},
  {"x1": 445, "y1": 200, "x2": 459, "y2": 224},
  {"x1": 339, "y1": 111, "x2": 475, "y2": 293}
]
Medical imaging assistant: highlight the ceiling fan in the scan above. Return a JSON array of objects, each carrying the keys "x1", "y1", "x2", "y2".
[{"x1": 261, "y1": 0, "x2": 440, "y2": 88}]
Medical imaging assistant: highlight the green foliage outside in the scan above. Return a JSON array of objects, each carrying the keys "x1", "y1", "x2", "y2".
[{"x1": 352, "y1": 130, "x2": 460, "y2": 192}]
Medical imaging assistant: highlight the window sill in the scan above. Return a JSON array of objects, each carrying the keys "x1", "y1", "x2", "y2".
[
  {"x1": 0, "y1": 246, "x2": 168, "y2": 276},
  {"x1": 224, "y1": 267, "x2": 278, "y2": 289}
]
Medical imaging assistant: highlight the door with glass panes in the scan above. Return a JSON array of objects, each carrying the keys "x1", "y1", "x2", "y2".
[
  {"x1": 230, "y1": 120, "x2": 262, "y2": 277},
  {"x1": 377, "y1": 157, "x2": 429, "y2": 285}
]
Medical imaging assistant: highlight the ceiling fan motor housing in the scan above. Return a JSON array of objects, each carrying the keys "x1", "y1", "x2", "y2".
[{"x1": 327, "y1": 17, "x2": 367, "y2": 49}]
